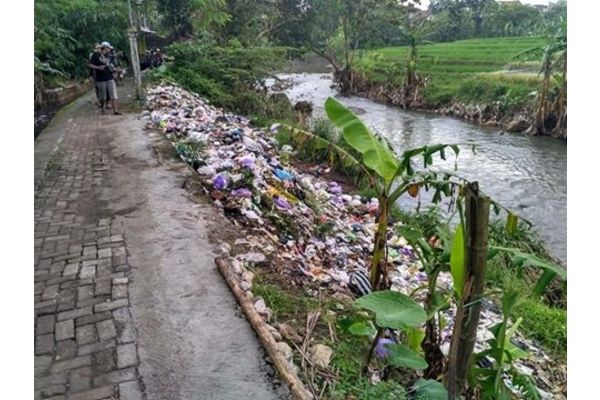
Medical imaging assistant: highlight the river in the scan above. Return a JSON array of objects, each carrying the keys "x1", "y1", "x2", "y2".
[{"x1": 270, "y1": 73, "x2": 567, "y2": 263}]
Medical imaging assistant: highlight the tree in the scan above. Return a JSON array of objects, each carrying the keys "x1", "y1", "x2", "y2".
[
  {"x1": 298, "y1": 0, "x2": 416, "y2": 92},
  {"x1": 462, "y1": 0, "x2": 494, "y2": 36},
  {"x1": 428, "y1": 0, "x2": 474, "y2": 42},
  {"x1": 533, "y1": 23, "x2": 567, "y2": 137},
  {"x1": 35, "y1": 0, "x2": 129, "y2": 79},
  {"x1": 156, "y1": 0, "x2": 194, "y2": 39},
  {"x1": 482, "y1": 1, "x2": 543, "y2": 37},
  {"x1": 155, "y1": 0, "x2": 229, "y2": 40},
  {"x1": 399, "y1": 14, "x2": 433, "y2": 89}
]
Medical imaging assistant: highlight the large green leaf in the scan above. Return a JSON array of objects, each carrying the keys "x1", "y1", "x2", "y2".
[
  {"x1": 412, "y1": 379, "x2": 448, "y2": 400},
  {"x1": 354, "y1": 290, "x2": 427, "y2": 329},
  {"x1": 325, "y1": 97, "x2": 399, "y2": 184},
  {"x1": 385, "y1": 343, "x2": 428, "y2": 370},
  {"x1": 450, "y1": 222, "x2": 466, "y2": 298}
]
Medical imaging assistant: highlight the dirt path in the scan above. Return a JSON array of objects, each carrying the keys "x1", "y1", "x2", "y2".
[{"x1": 34, "y1": 82, "x2": 288, "y2": 400}]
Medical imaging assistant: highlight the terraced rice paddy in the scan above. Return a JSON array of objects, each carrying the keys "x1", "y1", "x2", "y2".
[{"x1": 355, "y1": 36, "x2": 546, "y2": 107}]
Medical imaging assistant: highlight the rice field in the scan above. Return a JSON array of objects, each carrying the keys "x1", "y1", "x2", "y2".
[
  {"x1": 355, "y1": 36, "x2": 546, "y2": 108},
  {"x1": 360, "y1": 36, "x2": 544, "y2": 73}
]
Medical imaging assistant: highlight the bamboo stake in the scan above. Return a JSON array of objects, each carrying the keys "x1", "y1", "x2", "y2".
[
  {"x1": 215, "y1": 257, "x2": 314, "y2": 400},
  {"x1": 447, "y1": 182, "x2": 491, "y2": 398}
]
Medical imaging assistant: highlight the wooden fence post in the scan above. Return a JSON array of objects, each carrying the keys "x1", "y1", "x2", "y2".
[{"x1": 447, "y1": 182, "x2": 491, "y2": 398}]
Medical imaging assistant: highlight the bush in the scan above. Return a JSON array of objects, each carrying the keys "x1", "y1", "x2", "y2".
[
  {"x1": 456, "y1": 76, "x2": 536, "y2": 111},
  {"x1": 161, "y1": 40, "x2": 293, "y2": 119}
]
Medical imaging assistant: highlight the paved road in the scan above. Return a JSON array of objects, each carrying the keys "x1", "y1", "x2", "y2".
[{"x1": 34, "y1": 84, "x2": 287, "y2": 400}]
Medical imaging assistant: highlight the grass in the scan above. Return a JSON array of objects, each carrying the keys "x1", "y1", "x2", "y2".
[
  {"x1": 486, "y1": 261, "x2": 567, "y2": 359},
  {"x1": 331, "y1": 338, "x2": 408, "y2": 400},
  {"x1": 253, "y1": 274, "x2": 320, "y2": 322},
  {"x1": 355, "y1": 36, "x2": 545, "y2": 111},
  {"x1": 253, "y1": 273, "x2": 409, "y2": 399},
  {"x1": 365, "y1": 37, "x2": 544, "y2": 67}
]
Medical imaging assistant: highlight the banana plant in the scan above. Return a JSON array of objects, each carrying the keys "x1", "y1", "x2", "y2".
[{"x1": 324, "y1": 97, "x2": 460, "y2": 290}]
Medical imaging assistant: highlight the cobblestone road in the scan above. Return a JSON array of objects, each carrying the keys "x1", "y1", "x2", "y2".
[
  {"x1": 34, "y1": 85, "x2": 286, "y2": 400},
  {"x1": 35, "y1": 92, "x2": 144, "y2": 400}
]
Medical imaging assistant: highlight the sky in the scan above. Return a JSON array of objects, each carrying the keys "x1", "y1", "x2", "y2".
[{"x1": 416, "y1": 0, "x2": 557, "y2": 9}]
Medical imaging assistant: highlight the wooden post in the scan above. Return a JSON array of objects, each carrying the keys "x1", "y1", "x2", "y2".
[
  {"x1": 447, "y1": 182, "x2": 491, "y2": 398},
  {"x1": 215, "y1": 258, "x2": 314, "y2": 400}
]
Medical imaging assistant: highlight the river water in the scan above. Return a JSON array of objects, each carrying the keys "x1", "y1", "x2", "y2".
[{"x1": 271, "y1": 73, "x2": 567, "y2": 263}]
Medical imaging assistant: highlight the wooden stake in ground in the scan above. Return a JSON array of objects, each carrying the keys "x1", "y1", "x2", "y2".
[
  {"x1": 215, "y1": 257, "x2": 314, "y2": 400},
  {"x1": 447, "y1": 182, "x2": 491, "y2": 398}
]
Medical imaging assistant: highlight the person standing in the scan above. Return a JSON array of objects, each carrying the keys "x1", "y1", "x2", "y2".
[
  {"x1": 88, "y1": 42, "x2": 121, "y2": 115},
  {"x1": 89, "y1": 43, "x2": 102, "y2": 107}
]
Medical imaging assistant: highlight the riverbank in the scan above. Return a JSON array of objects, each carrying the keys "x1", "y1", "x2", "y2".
[
  {"x1": 347, "y1": 71, "x2": 538, "y2": 135},
  {"x1": 143, "y1": 82, "x2": 566, "y2": 399},
  {"x1": 348, "y1": 37, "x2": 566, "y2": 139}
]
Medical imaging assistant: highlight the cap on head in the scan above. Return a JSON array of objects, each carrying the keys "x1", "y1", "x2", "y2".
[{"x1": 101, "y1": 41, "x2": 113, "y2": 50}]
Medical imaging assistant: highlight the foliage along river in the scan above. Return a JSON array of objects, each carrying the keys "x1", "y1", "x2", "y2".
[{"x1": 270, "y1": 73, "x2": 567, "y2": 263}]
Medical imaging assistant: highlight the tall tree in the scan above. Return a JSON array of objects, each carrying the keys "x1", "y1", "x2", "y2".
[
  {"x1": 462, "y1": 0, "x2": 494, "y2": 36},
  {"x1": 155, "y1": 0, "x2": 229, "y2": 40},
  {"x1": 157, "y1": 0, "x2": 194, "y2": 39}
]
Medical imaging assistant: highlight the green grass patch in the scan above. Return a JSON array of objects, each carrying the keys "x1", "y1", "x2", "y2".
[
  {"x1": 514, "y1": 298, "x2": 567, "y2": 357},
  {"x1": 485, "y1": 220, "x2": 567, "y2": 359},
  {"x1": 252, "y1": 273, "x2": 320, "y2": 322},
  {"x1": 355, "y1": 36, "x2": 545, "y2": 110},
  {"x1": 486, "y1": 261, "x2": 566, "y2": 359}
]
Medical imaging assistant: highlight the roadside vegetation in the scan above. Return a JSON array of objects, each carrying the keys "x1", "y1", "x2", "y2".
[{"x1": 267, "y1": 101, "x2": 566, "y2": 398}]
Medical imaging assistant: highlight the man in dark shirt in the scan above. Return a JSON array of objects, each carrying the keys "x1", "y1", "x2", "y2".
[{"x1": 88, "y1": 42, "x2": 121, "y2": 115}]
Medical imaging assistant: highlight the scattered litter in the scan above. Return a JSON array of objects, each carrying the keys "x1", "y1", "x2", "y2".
[{"x1": 145, "y1": 83, "x2": 565, "y2": 397}]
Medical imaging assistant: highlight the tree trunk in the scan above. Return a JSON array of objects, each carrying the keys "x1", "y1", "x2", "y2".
[
  {"x1": 370, "y1": 195, "x2": 389, "y2": 290},
  {"x1": 447, "y1": 182, "x2": 491, "y2": 399},
  {"x1": 534, "y1": 58, "x2": 552, "y2": 135}
]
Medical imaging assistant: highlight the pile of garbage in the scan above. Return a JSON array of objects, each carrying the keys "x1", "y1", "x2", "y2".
[{"x1": 143, "y1": 83, "x2": 565, "y2": 399}]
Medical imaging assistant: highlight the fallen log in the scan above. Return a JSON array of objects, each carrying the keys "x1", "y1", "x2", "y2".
[{"x1": 215, "y1": 257, "x2": 314, "y2": 400}]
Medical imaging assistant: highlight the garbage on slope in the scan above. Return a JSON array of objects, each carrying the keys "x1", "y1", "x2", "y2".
[{"x1": 144, "y1": 83, "x2": 566, "y2": 399}]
